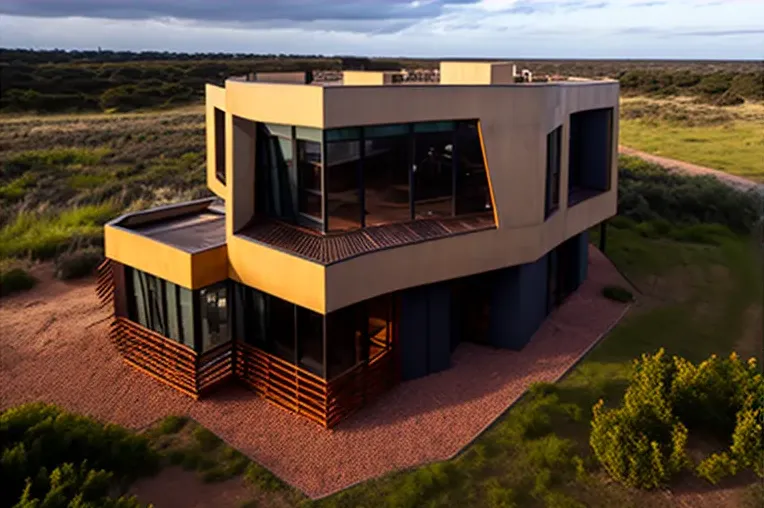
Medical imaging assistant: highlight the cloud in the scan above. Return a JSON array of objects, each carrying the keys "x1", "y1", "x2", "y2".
[{"x1": 0, "y1": 0, "x2": 475, "y2": 23}]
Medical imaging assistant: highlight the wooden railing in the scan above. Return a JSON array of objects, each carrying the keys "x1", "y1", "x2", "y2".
[
  {"x1": 234, "y1": 341, "x2": 397, "y2": 428},
  {"x1": 110, "y1": 317, "x2": 234, "y2": 398},
  {"x1": 95, "y1": 259, "x2": 114, "y2": 309}
]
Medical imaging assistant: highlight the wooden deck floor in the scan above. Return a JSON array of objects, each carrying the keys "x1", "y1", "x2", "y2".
[{"x1": 238, "y1": 213, "x2": 496, "y2": 265}]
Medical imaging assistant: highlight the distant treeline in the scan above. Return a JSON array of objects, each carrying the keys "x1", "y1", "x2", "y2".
[{"x1": 1, "y1": 49, "x2": 761, "y2": 113}]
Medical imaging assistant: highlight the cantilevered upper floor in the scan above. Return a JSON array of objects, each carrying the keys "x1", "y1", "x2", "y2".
[{"x1": 105, "y1": 61, "x2": 619, "y2": 314}]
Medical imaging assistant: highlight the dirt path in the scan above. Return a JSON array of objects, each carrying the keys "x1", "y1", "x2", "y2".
[{"x1": 619, "y1": 145, "x2": 763, "y2": 193}]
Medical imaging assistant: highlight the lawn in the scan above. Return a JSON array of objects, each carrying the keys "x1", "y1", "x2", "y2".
[{"x1": 619, "y1": 97, "x2": 764, "y2": 182}]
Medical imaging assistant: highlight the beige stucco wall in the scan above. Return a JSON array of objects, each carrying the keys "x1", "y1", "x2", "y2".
[
  {"x1": 439, "y1": 62, "x2": 493, "y2": 85},
  {"x1": 342, "y1": 71, "x2": 386, "y2": 86},
  {"x1": 214, "y1": 78, "x2": 619, "y2": 313}
]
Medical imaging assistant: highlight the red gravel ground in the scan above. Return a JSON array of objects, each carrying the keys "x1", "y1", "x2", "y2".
[{"x1": 0, "y1": 247, "x2": 631, "y2": 500}]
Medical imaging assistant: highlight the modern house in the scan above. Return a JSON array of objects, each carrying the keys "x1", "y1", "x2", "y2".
[{"x1": 98, "y1": 61, "x2": 618, "y2": 429}]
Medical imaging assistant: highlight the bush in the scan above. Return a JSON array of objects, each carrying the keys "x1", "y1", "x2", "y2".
[
  {"x1": 244, "y1": 463, "x2": 287, "y2": 492},
  {"x1": 696, "y1": 453, "x2": 738, "y2": 484},
  {"x1": 617, "y1": 155, "x2": 762, "y2": 235},
  {"x1": 55, "y1": 247, "x2": 104, "y2": 280},
  {"x1": 155, "y1": 415, "x2": 188, "y2": 435},
  {"x1": 192, "y1": 427, "x2": 222, "y2": 451},
  {"x1": 591, "y1": 350, "x2": 764, "y2": 489},
  {"x1": 0, "y1": 403, "x2": 158, "y2": 507},
  {"x1": 590, "y1": 350, "x2": 689, "y2": 489},
  {"x1": 602, "y1": 285, "x2": 634, "y2": 303},
  {"x1": 0, "y1": 268, "x2": 37, "y2": 297}
]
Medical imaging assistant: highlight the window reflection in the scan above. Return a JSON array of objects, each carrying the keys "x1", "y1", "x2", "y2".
[
  {"x1": 455, "y1": 121, "x2": 492, "y2": 215},
  {"x1": 363, "y1": 129, "x2": 412, "y2": 226},
  {"x1": 413, "y1": 127, "x2": 454, "y2": 219},
  {"x1": 326, "y1": 139, "x2": 362, "y2": 231},
  {"x1": 297, "y1": 307, "x2": 324, "y2": 376},
  {"x1": 200, "y1": 283, "x2": 228, "y2": 353},
  {"x1": 297, "y1": 139, "x2": 322, "y2": 221}
]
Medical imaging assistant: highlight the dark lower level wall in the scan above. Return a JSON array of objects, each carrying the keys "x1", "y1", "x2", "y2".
[
  {"x1": 399, "y1": 282, "x2": 452, "y2": 381},
  {"x1": 398, "y1": 231, "x2": 590, "y2": 381},
  {"x1": 489, "y1": 253, "x2": 549, "y2": 351}
]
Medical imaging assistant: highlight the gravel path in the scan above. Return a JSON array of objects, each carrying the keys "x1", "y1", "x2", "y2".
[
  {"x1": 0, "y1": 248, "x2": 631, "y2": 500},
  {"x1": 619, "y1": 145, "x2": 763, "y2": 193}
]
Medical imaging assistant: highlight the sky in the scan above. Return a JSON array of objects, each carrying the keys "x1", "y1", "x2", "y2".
[{"x1": 0, "y1": 0, "x2": 762, "y2": 59}]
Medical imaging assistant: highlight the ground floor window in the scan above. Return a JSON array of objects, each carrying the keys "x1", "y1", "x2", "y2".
[
  {"x1": 126, "y1": 268, "x2": 227, "y2": 352},
  {"x1": 232, "y1": 281, "x2": 394, "y2": 380}
]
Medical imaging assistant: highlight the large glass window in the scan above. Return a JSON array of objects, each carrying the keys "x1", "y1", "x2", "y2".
[
  {"x1": 297, "y1": 307, "x2": 324, "y2": 376},
  {"x1": 255, "y1": 123, "x2": 297, "y2": 220},
  {"x1": 269, "y1": 296, "x2": 296, "y2": 363},
  {"x1": 568, "y1": 107, "x2": 613, "y2": 206},
  {"x1": 545, "y1": 126, "x2": 562, "y2": 218},
  {"x1": 363, "y1": 124, "x2": 412, "y2": 226},
  {"x1": 326, "y1": 305, "x2": 365, "y2": 379},
  {"x1": 297, "y1": 127, "x2": 323, "y2": 223},
  {"x1": 214, "y1": 108, "x2": 226, "y2": 185},
  {"x1": 127, "y1": 268, "x2": 196, "y2": 350},
  {"x1": 200, "y1": 283, "x2": 228, "y2": 353},
  {"x1": 454, "y1": 121, "x2": 493, "y2": 215},
  {"x1": 326, "y1": 127, "x2": 362, "y2": 231},
  {"x1": 413, "y1": 122, "x2": 455, "y2": 219}
]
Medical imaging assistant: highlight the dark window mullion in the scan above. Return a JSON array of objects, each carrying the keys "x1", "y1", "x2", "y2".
[
  {"x1": 293, "y1": 304, "x2": 299, "y2": 365},
  {"x1": 408, "y1": 124, "x2": 415, "y2": 220},
  {"x1": 451, "y1": 127, "x2": 458, "y2": 217},
  {"x1": 359, "y1": 130, "x2": 366, "y2": 228}
]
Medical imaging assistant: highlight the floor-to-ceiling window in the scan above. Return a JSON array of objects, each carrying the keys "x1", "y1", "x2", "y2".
[
  {"x1": 325, "y1": 127, "x2": 362, "y2": 232},
  {"x1": 254, "y1": 119, "x2": 493, "y2": 232},
  {"x1": 413, "y1": 121, "x2": 455, "y2": 219},
  {"x1": 454, "y1": 121, "x2": 493, "y2": 215},
  {"x1": 232, "y1": 281, "x2": 393, "y2": 381},
  {"x1": 126, "y1": 268, "x2": 220, "y2": 352},
  {"x1": 297, "y1": 127, "x2": 323, "y2": 225},
  {"x1": 363, "y1": 124, "x2": 412, "y2": 226}
]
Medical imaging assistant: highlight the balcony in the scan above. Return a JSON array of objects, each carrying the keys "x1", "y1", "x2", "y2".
[{"x1": 237, "y1": 212, "x2": 496, "y2": 266}]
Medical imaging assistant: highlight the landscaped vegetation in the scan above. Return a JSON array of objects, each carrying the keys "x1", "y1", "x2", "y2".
[
  {"x1": 0, "y1": 403, "x2": 158, "y2": 508},
  {"x1": 620, "y1": 97, "x2": 764, "y2": 181},
  {"x1": 1, "y1": 49, "x2": 760, "y2": 113}
]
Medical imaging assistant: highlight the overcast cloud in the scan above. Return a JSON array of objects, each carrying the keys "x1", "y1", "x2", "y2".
[{"x1": 0, "y1": 0, "x2": 762, "y2": 59}]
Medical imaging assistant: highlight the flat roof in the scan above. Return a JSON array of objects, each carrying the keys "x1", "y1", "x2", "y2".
[
  {"x1": 130, "y1": 211, "x2": 226, "y2": 252},
  {"x1": 108, "y1": 198, "x2": 226, "y2": 254}
]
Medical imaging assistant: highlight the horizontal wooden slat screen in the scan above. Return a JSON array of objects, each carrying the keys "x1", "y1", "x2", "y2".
[
  {"x1": 105, "y1": 315, "x2": 397, "y2": 428},
  {"x1": 96, "y1": 259, "x2": 114, "y2": 309}
]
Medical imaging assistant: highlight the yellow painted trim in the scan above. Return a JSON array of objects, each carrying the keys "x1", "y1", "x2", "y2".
[
  {"x1": 227, "y1": 235, "x2": 326, "y2": 313},
  {"x1": 476, "y1": 120, "x2": 500, "y2": 227},
  {"x1": 206, "y1": 84, "x2": 227, "y2": 199},
  {"x1": 105, "y1": 225, "x2": 228, "y2": 290},
  {"x1": 191, "y1": 245, "x2": 229, "y2": 288}
]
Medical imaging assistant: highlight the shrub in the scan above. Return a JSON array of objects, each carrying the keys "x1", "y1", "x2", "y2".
[
  {"x1": 55, "y1": 247, "x2": 104, "y2": 280},
  {"x1": 602, "y1": 285, "x2": 634, "y2": 303},
  {"x1": 0, "y1": 403, "x2": 158, "y2": 507},
  {"x1": 696, "y1": 453, "x2": 738, "y2": 484},
  {"x1": 590, "y1": 350, "x2": 688, "y2": 489},
  {"x1": 730, "y1": 407, "x2": 764, "y2": 477},
  {"x1": 244, "y1": 463, "x2": 287, "y2": 492},
  {"x1": 192, "y1": 427, "x2": 222, "y2": 451},
  {"x1": 0, "y1": 268, "x2": 37, "y2": 297},
  {"x1": 155, "y1": 415, "x2": 188, "y2": 435},
  {"x1": 592, "y1": 350, "x2": 764, "y2": 489},
  {"x1": 617, "y1": 155, "x2": 762, "y2": 235}
]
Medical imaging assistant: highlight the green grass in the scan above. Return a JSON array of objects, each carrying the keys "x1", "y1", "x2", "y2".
[
  {"x1": 6, "y1": 147, "x2": 110, "y2": 168},
  {"x1": 0, "y1": 172, "x2": 37, "y2": 200},
  {"x1": 0, "y1": 202, "x2": 118, "y2": 260},
  {"x1": 311, "y1": 226, "x2": 761, "y2": 508},
  {"x1": 620, "y1": 119, "x2": 764, "y2": 181}
]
